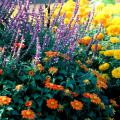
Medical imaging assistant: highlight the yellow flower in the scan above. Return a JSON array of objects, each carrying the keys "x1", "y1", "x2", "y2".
[
  {"x1": 103, "y1": 50, "x2": 114, "y2": 56},
  {"x1": 114, "y1": 50, "x2": 120, "y2": 60},
  {"x1": 83, "y1": 79, "x2": 90, "y2": 85},
  {"x1": 91, "y1": 44, "x2": 102, "y2": 51},
  {"x1": 99, "y1": 63, "x2": 110, "y2": 71},
  {"x1": 110, "y1": 37, "x2": 120, "y2": 44},
  {"x1": 112, "y1": 67, "x2": 120, "y2": 78},
  {"x1": 15, "y1": 85, "x2": 23, "y2": 91}
]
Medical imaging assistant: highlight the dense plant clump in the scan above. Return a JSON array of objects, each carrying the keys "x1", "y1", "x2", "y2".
[{"x1": 0, "y1": 0, "x2": 120, "y2": 119}]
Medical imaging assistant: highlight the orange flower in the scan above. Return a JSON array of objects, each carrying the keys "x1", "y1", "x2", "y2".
[
  {"x1": 71, "y1": 100, "x2": 83, "y2": 110},
  {"x1": 0, "y1": 96, "x2": 11, "y2": 105},
  {"x1": 45, "y1": 82, "x2": 64, "y2": 91},
  {"x1": 28, "y1": 70, "x2": 34, "y2": 76},
  {"x1": 78, "y1": 36, "x2": 92, "y2": 46},
  {"x1": 91, "y1": 70, "x2": 107, "y2": 89},
  {"x1": 37, "y1": 64, "x2": 44, "y2": 72},
  {"x1": 94, "y1": 33, "x2": 104, "y2": 40},
  {"x1": 21, "y1": 109, "x2": 35, "y2": 120},
  {"x1": 91, "y1": 44, "x2": 102, "y2": 51},
  {"x1": 83, "y1": 93, "x2": 101, "y2": 104},
  {"x1": 45, "y1": 51, "x2": 59, "y2": 58},
  {"x1": 97, "y1": 79, "x2": 107, "y2": 89},
  {"x1": 83, "y1": 92, "x2": 91, "y2": 98},
  {"x1": 90, "y1": 93, "x2": 101, "y2": 104},
  {"x1": 49, "y1": 67, "x2": 58, "y2": 74},
  {"x1": 44, "y1": 76, "x2": 51, "y2": 83},
  {"x1": 15, "y1": 84, "x2": 23, "y2": 91},
  {"x1": 25, "y1": 101, "x2": 32, "y2": 107},
  {"x1": 46, "y1": 98, "x2": 58, "y2": 109}
]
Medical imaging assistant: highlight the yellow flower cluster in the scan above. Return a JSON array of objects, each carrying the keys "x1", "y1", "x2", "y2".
[
  {"x1": 112, "y1": 67, "x2": 120, "y2": 78},
  {"x1": 51, "y1": 0, "x2": 90, "y2": 25},
  {"x1": 110, "y1": 37, "x2": 120, "y2": 44},
  {"x1": 106, "y1": 25, "x2": 120, "y2": 36},
  {"x1": 99, "y1": 63, "x2": 110, "y2": 71},
  {"x1": 102, "y1": 50, "x2": 120, "y2": 60}
]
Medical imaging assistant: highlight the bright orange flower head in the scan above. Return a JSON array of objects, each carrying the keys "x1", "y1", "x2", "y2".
[
  {"x1": 71, "y1": 100, "x2": 83, "y2": 110},
  {"x1": 21, "y1": 109, "x2": 35, "y2": 120},
  {"x1": 78, "y1": 36, "x2": 92, "y2": 46},
  {"x1": 46, "y1": 98, "x2": 58, "y2": 109},
  {"x1": 49, "y1": 67, "x2": 58, "y2": 75},
  {"x1": 94, "y1": 33, "x2": 104, "y2": 40},
  {"x1": 91, "y1": 44, "x2": 102, "y2": 51},
  {"x1": 0, "y1": 96, "x2": 11, "y2": 105},
  {"x1": 45, "y1": 82, "x2": 64, "y2": 91},
  {"x1": 45, "y1": 51, "x2": 59, "y2": 58},
  {"x1": 25, "y1": 101, "x2": 32, "y2": 107}
]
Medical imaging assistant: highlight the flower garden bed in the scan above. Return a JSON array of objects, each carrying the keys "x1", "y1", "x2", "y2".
[{"x1": 0, "y1": 0, "x2": 120, "y2": 119}]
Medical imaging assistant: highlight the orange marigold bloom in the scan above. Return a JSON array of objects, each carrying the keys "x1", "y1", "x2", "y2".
[
  {"x1": 25, "y1": 101, "x2": 32, "y2": 107},
  {"x1": 45, "y1": 51, "x2": 59, "y2": 58},
  {"x1": 49, "y1": 67, "x2": 58, "y2": 74},
  {"x1": 46, "y1": 98, "x2": 58, "y2": 109},
  {"x1": 71, "y1": 100, "x2": 83, "y2": 110},
  {"x1": 28, "y1": 70, "x2": 34, "y2": 76},
  {"x1": 21, "y1": 109, "x2": 35, "y2": 120},
  {"x1": 0, "y1": 96, "x2": 11, "y2": 105},
  {"x1": 91, "y1": 44, "x2": 102, "y2": 51},
  {"x1": 78, "y1": 36, "x2": 92, "y2": 46},
  {"x1": 94, "y1": 33, "x2": 104, "y2": 40},
  {"x1": 15, "y1": 84, "x2": 23, "y2": 91}
]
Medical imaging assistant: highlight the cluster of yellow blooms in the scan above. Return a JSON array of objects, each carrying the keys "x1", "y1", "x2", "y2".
[
  {"x1": 101, "y1": 49, "x2": 120, "y2": 60},
  {"x1": 112, "y1": 67, "x2": 120, "y2": 78},
  {"x1": 99, "y1": 63, "x2": 110, "y2": 71}
]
